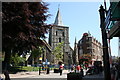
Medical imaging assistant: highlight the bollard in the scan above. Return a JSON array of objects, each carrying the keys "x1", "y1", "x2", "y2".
[
  {"x1": 46, "y1": 67, "x2": 50, "y2": 74},
  {"x1": 39, "y1": 67, "x2": 41, "y2": 75}
]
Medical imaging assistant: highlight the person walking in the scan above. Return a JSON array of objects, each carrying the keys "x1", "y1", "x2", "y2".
[
  {"x1": 4, "y1": 71, "x2": 10, "y2": 80},
  {"x1": 59, "y1": 65, "x2": 63, "y2": 76},
  {"x1": 0, "y1": 76, "x2": 3, "y2": 80},
  {"x1": 80, "y1": 69, "x2": 84, "y2": 77},
  {"x1": 76, "y1": 65, "x2": 81, "y2": 73},
  {"x1": 70, "y1": 65, "x2": 74, "y2": 72},
  {"x1": 111, "y1": 64, "x2": 118, "y2": 80}
]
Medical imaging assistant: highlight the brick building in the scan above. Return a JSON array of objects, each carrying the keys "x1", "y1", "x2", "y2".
[{"x1": 77, "y1": 32, "x2": 103, "y2": 65}]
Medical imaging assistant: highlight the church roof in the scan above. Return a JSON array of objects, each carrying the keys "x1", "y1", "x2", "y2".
[
  {"x1": 42, "y1": 40, "x2": 52, "y2": 52},
  {"x1": 54, "y1": 8, "x2": 63, "y2": 26}
]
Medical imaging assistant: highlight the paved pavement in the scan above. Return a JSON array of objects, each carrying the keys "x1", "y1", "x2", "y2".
[
  {"x1": 0, "y1": 70, "x2": 68, "y2": 79},
  {"x1": 7, "y1": 78, "x2": 66, "y2": 80},
  {"x1": 0, "y1": 70, "x2": 103, "y2": 79},
  {"x1": 0, "y1": 70, "x2": 120, "y2": 80},
  {"x1": 0, "y1": 70, "x2": 68, "y2": 80},
  {"x1": 83, "y1": 72, "x2": 104, "y2": 80}
]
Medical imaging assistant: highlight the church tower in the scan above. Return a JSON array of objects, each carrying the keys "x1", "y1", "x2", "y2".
[
  {"x1": 73, "y1": 37, "x2": 79, "y2": 64},
  {"x1": 49, "y1": 8, "x2": 70, "y2": 65}
]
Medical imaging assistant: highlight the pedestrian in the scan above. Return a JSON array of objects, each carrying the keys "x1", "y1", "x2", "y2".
[
  {"x1": 59, "y1": 65, "x2": 63, "y2": 76},
  {"x1": 0, "y1": 76, "x2": 3, "y2": 80},
  {"x1": 73, "y1": 64, "x2": 76, "y2": 73},
  {"x1": 80, "y1": 69, "x2": 84, "y2": 77},
  {"x1": 76, "y1": 65, "x2": 81, "y2": 73},
  {"x1": 71, "y1": 65, "x2": 74, "y2": 72},
  {"x1": 111, "y1": 64, "x2": 117, "y2": 80},
  {"x1": 115, "y1": 64, "x2": 119, "y2": 80},
  {"x1": 85, "y1": 64, "x2": 88, "y2": 70},
  {"x1": 4, "y1": 70, "x2": 10, "y2": 80}
]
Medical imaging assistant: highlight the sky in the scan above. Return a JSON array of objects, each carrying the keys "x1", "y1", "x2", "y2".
[{"x1": 45, "y1": 1, "x2": 119, "y2": 56}]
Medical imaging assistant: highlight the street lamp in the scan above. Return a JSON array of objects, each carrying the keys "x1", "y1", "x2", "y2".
[{"x1": 99, "y1": 5, "x2": 111, "y2": 80}]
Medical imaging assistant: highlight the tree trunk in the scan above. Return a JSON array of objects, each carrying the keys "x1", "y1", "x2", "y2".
[
  {"x1": 25, "y1": 61, "x2": 28, "y2": 66},
  {"x1": 36, "y1": 57, "x2": 39, "y2": 66},
  {"x1": 32, "y1": 58, "x2": 34, "y2": 66},
  {"x1": 3, "y1": 50, "x2": 11, "y2": 70}
]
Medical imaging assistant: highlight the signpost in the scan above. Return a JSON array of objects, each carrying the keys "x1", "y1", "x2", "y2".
[
  {"x1": 39, "y1": 58, "x2": 50, "y2": 75},
  {"x1": 39, "y1": 57, "x2": 42, "y2": 75}
]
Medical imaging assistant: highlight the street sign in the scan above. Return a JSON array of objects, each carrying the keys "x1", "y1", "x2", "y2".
[
  {"x1": 105, "y1": 9, "x2": 111, "y2": 29},
  {"x1": 110, "y1": 2, "x2": 120, "y2": 21}
]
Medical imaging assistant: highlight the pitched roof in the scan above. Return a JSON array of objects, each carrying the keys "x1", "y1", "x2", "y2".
[
  {"x1": 54, "y1": 8, "x2": 63, "y2": 26},
  {"x1": 42, "y1": 40, "x2": 52, "y2": 52}
]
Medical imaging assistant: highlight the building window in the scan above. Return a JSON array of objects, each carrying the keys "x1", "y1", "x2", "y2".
[
  {"x1": 62, "y1": 32, "x2": 64, "y2": 36},
  {"x1": 59, "y1": 38, "x2": 61, "y2": 42},
  {"x1": 93, "y1": 49, "x2": 95, "y2": 53},
  {"x1": 86, "y1": 37, "x2": 89, "y2": 41},
  {"x1": 56, "y1": 31, "x2": 58, "y2": 36}
]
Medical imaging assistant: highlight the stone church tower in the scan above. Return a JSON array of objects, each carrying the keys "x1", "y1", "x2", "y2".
[
  {"x1": 49, "y1": 8, "x2": 70, "y2": 65},
  {"x1": 73, "y1": 37, "x2": 79, "y2": 64}
]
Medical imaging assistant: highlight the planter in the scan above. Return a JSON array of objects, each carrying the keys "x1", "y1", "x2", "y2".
[
  {"x1": 67, "y1": 72, "x2": 82, "y2": 80},
  {"x1": 54, "y1": 69, "x2": 59, "y2": 73}
]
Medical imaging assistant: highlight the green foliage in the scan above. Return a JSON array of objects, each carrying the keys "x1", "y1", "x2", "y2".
[
  {"x1": 52, "y1": 42, "x2": 64, "y2": 61},
  {"x1": 20, "y1": 66, "x2": 39, "y2": 71},
  {"x1": 2, "y1": 2, "x2": 50, "y2": 69},
  {"x1": 9, "y1": 66, "x2": 39, "y2": 73},
  {"x1": 10, "y1": 53, "x2": 25, "y2": 66},
  {"x1": 31, "y1": 46, "x2": 44, "y2": 65},
  {"x1": 0, "y1": 53, "x2": 4, "y2": 61},
  {"x1": 0, "y1": 58, "x2": 4, "y2": 61},
  {"x1": 2, "y1": 2, "x2": 50, "y2": 54},
  {"x1": 31, "y1": 46, "x2": 44, "y2": 58}
]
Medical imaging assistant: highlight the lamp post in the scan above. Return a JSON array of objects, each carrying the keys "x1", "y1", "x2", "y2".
[{"x1": 99, "y1": 5, "x2": 111, "y2": 80}]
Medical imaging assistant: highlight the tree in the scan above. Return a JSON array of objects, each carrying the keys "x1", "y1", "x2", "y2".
[
  {"x1": 31, "y1": 46, "x2": 44, "y2": 66},
  {"x1": 2, "y1": 2, "x2": 50, "y2": 70},
  {"x1": 10, "y1": 53, "x2": 25, "y2": 67},
  {"x1": 52, "y1": 42, "x2": 64, "y2": 64}
]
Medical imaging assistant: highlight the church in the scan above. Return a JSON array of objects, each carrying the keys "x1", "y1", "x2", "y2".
[
  {"x1": 48, "y1": 8, "x2": 73, "y2": 65},
  {"x1": 26, "y1": 8, "x2": 74, "y2": 66}
]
